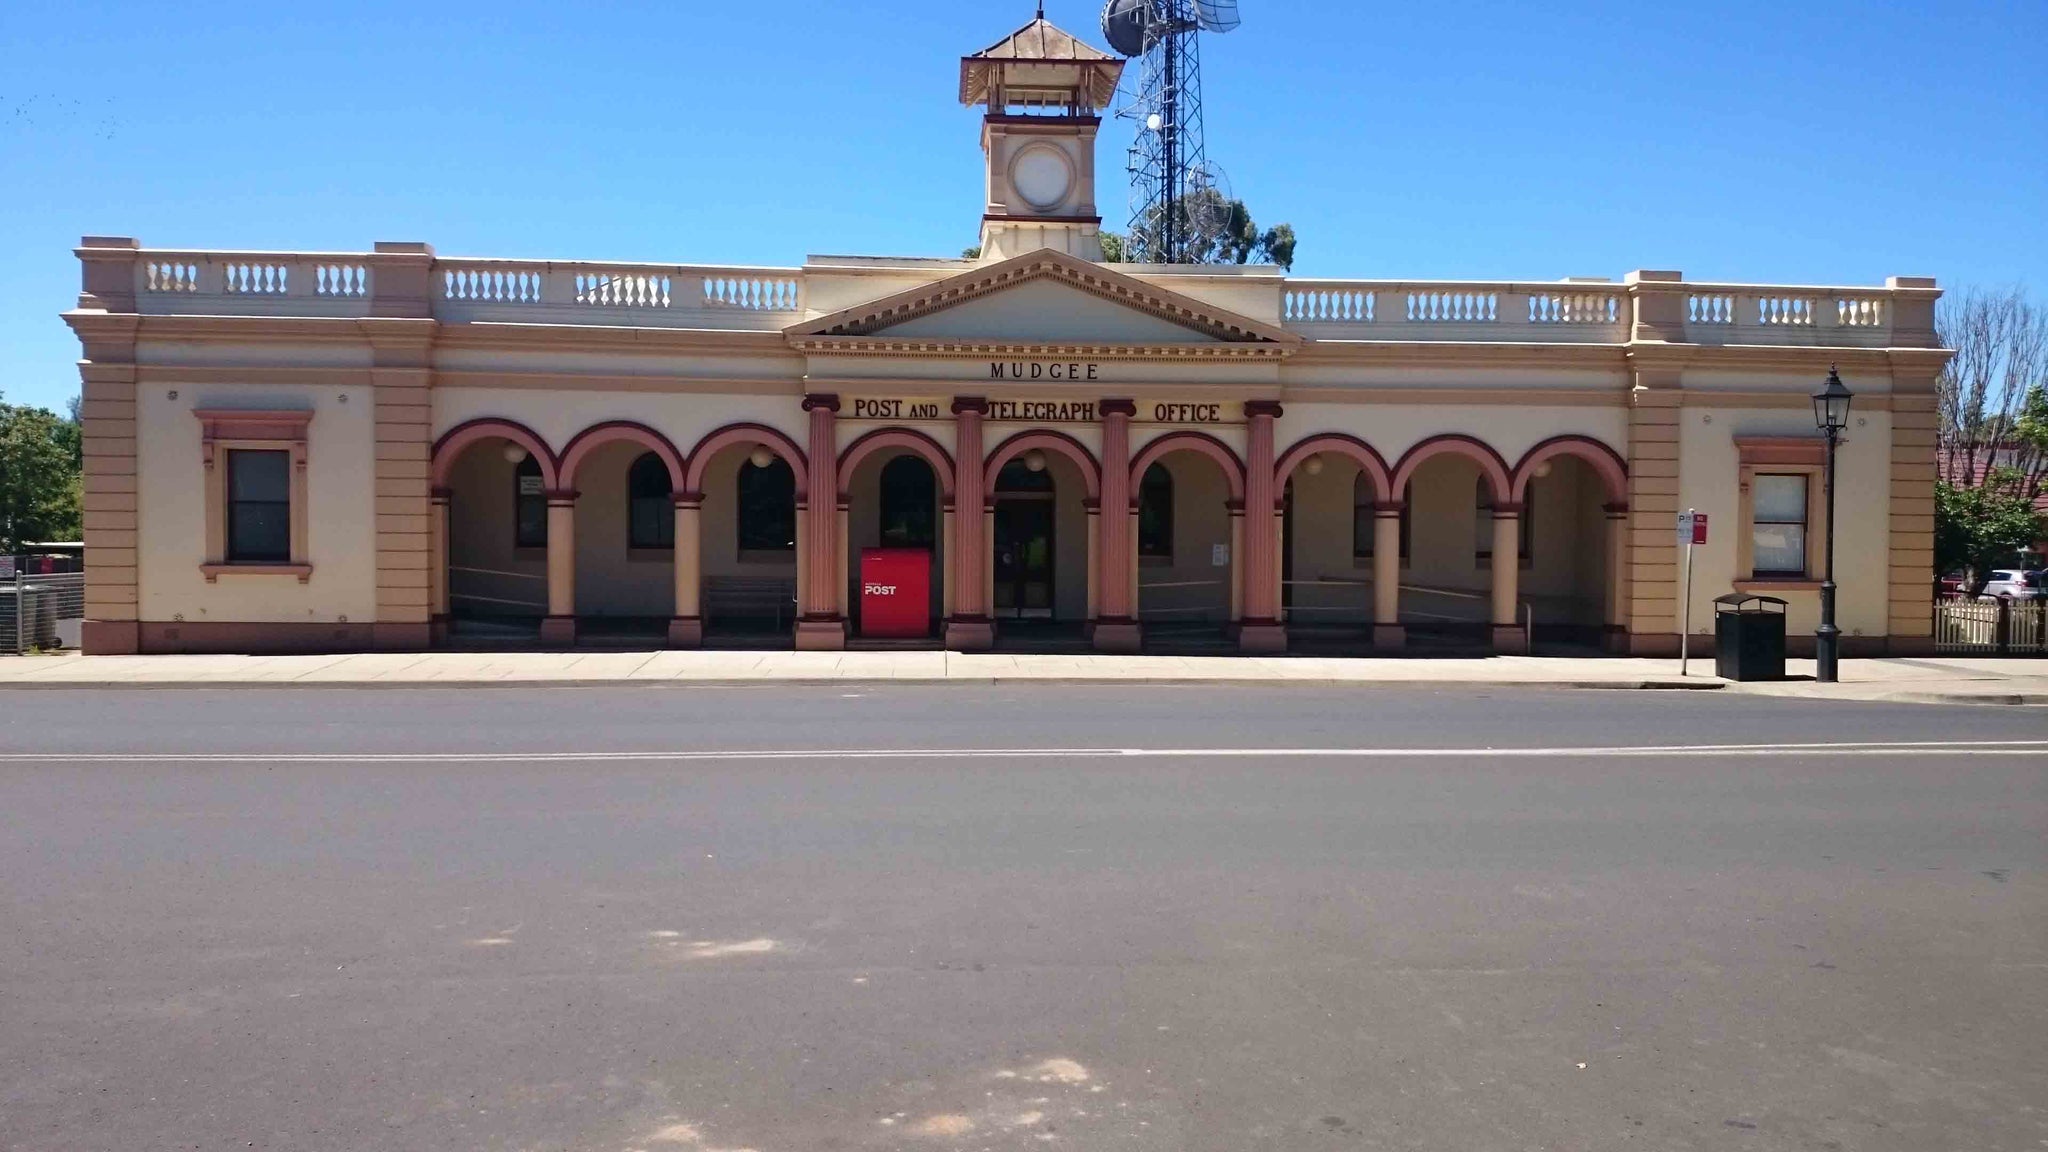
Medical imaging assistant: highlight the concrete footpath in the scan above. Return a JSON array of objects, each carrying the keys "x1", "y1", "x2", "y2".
[{"x1": 0, "y1": 649, "x2": 2043, "y2": 704}]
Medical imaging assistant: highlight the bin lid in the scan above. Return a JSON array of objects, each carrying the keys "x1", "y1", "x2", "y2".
[{"x1": 1712, "y1": 592, "x2": 1787, "y2": 612}]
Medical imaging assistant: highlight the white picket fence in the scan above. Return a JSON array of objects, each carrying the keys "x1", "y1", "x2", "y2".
[{"x1": 1934, "y1": 597, "x2": 2048, "y2": 654}]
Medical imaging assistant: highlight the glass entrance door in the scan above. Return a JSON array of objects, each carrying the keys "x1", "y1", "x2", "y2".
[{"x1": 993, "y1": 498, "x2": 1055, "y2": 618}]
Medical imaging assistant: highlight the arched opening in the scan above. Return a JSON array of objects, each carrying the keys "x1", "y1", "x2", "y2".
[
  {"x1": 844, "y1": 448, "x2": 945, "y2": 642},
  {"x1": 699, "y1": 443, "x2": 799, "y2": 644},
  {"x1": 1395, "y1": 454, "x2": 1496, "y2": 649},
  {"x1": 1134, "y1": 451, "x2": 1234, "y2": 650},
  {"x1": 992, "y1": 454, "x2": 1090, "y2": 642},
  {"x1": 533, "y1": 440, "x2": 675, "y2": 643},
  {"x1": 1515, "y1": 454, "x2": 1612, "y2": 652},
  {"x1": 1275, "y1": 453, "x2": 1382, "y2": 651},
  {"x1": 442, "y1": 437, "x2": 553, "y2": 642},
  {"x1": 878, "y1": 455, "x2": 937, "y2": 548},
  {"x1": 983, "y1": 433, "x2": 1099, "y2": 650}
]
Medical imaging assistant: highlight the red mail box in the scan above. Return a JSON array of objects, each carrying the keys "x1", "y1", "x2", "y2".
[{"x1": 859, "y1": 548, "x2": 931, "y2": 639}]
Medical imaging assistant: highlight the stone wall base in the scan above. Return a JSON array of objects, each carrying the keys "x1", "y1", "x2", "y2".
[
  {"x1": 1092, "y1": 619, "x2": 1141, "y2": 653},
  {"x1": 372, "y1": 622, "x2": 431, "y2": 651},
  {"x1": 138, "y1": 621, "x2": 377, "y2": 654},
  {"x1": 944, "y1": 616, "x2": 995, "y2": 652},
  {"x1": 1238, "y1": 621, "x2": 1286, "y2": 654},
  {"x1": 667, "y1": 617, "x2": 703, "y2": 648},
  {"x1": 538, "y1": 616, "x2": 577, "y2": 646},
  {"x1": 81, "y1": 619, "x2": 141, "y2": 655},
  {"x1": 795, "y1": 617, "x2": 847, "y2": 650}
]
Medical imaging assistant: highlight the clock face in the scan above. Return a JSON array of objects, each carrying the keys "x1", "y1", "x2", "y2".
[{"x1": 1011, "y1": 146, "x2": 1073, "y2": 211}]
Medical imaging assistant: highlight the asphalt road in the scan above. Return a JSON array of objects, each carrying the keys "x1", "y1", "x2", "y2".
[{"x1": 0, "y1": 686, "x2": 2042, "y2": 1152}]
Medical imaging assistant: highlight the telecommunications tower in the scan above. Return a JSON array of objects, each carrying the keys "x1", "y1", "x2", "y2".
[{"x1": 1099, "y1": 0, "x2": 1242, "y2": 263}]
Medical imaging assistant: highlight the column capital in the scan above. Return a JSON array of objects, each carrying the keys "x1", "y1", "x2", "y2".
[
  {"x1": 672, "y1": 492, "x2": 705, "y2": 509},
  {"x1": 429, "y1": 486, "x2": 453, "y2": 502},
  {"x1": 1603, "y1": 501, "x2": 1631, "y2": 516},
  {"x1": 1099, "y1": 398, "x2": 1137, "y2": 418},
  {"x1": 543, "y1": 488, "x2": 580, "y2": 505},
  {"x1": 951, "y1": 396, "x2": 988, "y2": 415},
  {"x1": 802, "y1": 393, "x2": 842, "y2": 413},
  {"x1": 1373, "y1": 502, "x2": 1406, "y2": 516},
  {"x1": 1491, "y1": 503, "x2": 1526, "y2": 517},
  {"x1": 1243, "y1": 400, "x2": 1284, "y2": 419}
]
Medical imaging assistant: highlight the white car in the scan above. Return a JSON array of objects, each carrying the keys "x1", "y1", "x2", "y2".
[{"x1": 1981, "y1": 569, "x2": 2046, "y2": 600}]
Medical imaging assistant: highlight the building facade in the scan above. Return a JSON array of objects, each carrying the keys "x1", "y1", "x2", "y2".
[{"x1": 64, "y1": 16, "x2": 1947, "y2": 658}]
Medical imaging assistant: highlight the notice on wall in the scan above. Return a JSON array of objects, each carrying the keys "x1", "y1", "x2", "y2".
[{"x1": 1211, "y1": 543, "x2": 1230, "y2": 567}]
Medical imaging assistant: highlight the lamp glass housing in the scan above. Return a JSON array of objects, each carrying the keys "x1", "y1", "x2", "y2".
[{"x1": 1813, "y1": 370, "x2": 1854, "y2": 434}]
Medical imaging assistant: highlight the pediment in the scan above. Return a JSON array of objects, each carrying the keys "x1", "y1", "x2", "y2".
[{"x1": 785, "y1": 248, "x2": 1301, "y2": 357}]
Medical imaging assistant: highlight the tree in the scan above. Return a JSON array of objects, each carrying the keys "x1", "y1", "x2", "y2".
[
  {"x1": 1123, "y1": 188, "x2": 1296, "y2": 270},
  {"x1": 1935, "y1": 468, "x2": 2044, "y2": 593},
  {"x1": 0, "y1": 395, "x2": 82, "y2": 553},
  {"x1": 1938, "y1": 287, "x2": 2048, "y2": 501}
]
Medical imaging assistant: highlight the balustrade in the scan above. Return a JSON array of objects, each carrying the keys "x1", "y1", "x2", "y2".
[{"x1": 121, "y1": 246, "x2": 1912, "y2": 347}]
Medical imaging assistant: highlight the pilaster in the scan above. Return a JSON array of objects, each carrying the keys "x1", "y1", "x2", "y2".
[
  {"x1": 1092, "y1": 399, "x2": 1141, "y2": 652},
  {"x1": 945, "y1": 397, "x2": 994, "y2": 650},
  {"x1": 1888, "y1": 365, "x2": 1940, "y2": 653},
  {"x1": 367, "y1": 319, "x2": 437, "y2": 650},
  {"x1": 67, "y1": 239, "x2": 143, "y2": 654},
  {"x1": 671, "y1": 496, "x2": 704, "y2": 648},
  {"x1": 1238, "y1": 400, "x2": 1285, "y2": 653},
  {"x1": 539, "y1": 491, "x2": 578, "y2": 646},
  {"x1": 1626, "y1": 373, "x2": 1684, "y2": 656},
  {"x1": 796, "y1": 394, "x2": 846, "y2": 649}
]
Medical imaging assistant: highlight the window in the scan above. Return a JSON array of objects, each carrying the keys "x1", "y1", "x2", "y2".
[
  {"x1": 878, "y1": 456, "x2": 937, "y2": 548},
  {"x1": 197, "y1": 408, "x2": 312, "y2": 581},
  {"x1": 737, "y1": 458, "x2": 796, "y2": 553},
  {"x1": 1475, "y1": 483, "x2": 1530, "y2": 564},
  {"x1": 1751, "y1": 474, "x2": 1809, "y2": 576},
  {"x1": 628, "y1": 453, "x2": 674, "y2": 549},
  {"x1": 1350, "y1": 473, "x2": 1409, "y2": 561},
  {"x1": 226, "y1": 450, "x2": 291, "y2": 562},
  {"x1": 514, "y1": 455, "x2": 547, "y2": 548},
  {"x1": 1138, "y1": 463, "x2": 1173, "y2": 559}
]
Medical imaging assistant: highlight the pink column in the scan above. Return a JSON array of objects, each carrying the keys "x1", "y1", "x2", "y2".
[
  {"x1": 945, "y1": 397, "x2": 994, "y2": 650},
  {"x1": 1238, "y1": 401, "x2": 1286, "y2": 652},
  {"x1": 1093, "y1": 399, "x2": 1141, "y2": 652},
  {"x1": 668, "y1": 493, "x2": 703, "y2": 648},
  {"x1": 538, "y1": 489, "x2": 578, "y2": 646},
  {"x1": 795, "y1": 394, "x2": 846, "y2": 650}
]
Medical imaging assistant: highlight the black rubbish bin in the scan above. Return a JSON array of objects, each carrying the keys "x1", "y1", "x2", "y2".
[{"x1": 1713, "y1": 593, "x2": 1787, "y2": 681}]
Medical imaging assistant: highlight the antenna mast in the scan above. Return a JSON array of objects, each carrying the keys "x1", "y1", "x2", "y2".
[{"x1": 1101, "y1": 0, "x2": 1240, "y2": 263}]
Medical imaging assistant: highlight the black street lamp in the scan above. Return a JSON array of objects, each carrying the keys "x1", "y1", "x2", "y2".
[{"x1": 1812, "y1": 366, "x2": 1854, "y2": 683}]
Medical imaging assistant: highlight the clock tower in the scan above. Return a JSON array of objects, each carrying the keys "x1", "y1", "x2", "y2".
[{"x1": 959, "y1": 9, "x2": 1126, "y2": 262}]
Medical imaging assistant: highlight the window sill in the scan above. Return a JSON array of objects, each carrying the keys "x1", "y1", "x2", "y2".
[
  {"x1": 202, "y1": 562, "x2": 313, "y2": 584},
  {"x1": 1734, "y1": 578, "x2": 1821, "y2": 592}
]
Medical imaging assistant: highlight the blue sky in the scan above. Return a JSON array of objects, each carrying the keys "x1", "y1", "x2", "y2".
[{"x1": 2, "y1": 0, "x2": 2042, "y2": 413}]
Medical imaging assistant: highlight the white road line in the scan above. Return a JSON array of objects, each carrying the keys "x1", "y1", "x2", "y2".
[{"x1": 0, "y1": 740, "x2": 2043, "y2": 764}]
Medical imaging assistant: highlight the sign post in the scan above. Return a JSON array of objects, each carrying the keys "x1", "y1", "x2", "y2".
[{"x1": 1677, "y1": 510, "x2": 1707, "y2": 675}]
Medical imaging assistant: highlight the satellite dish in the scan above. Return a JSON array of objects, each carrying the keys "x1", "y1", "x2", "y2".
[
  {"x1": 1100, "y1": 0, "x2": 1153, "y2": 58},
  {"x1": 1192, "y1": 0, "x2": 1241, "y2": 33}
]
